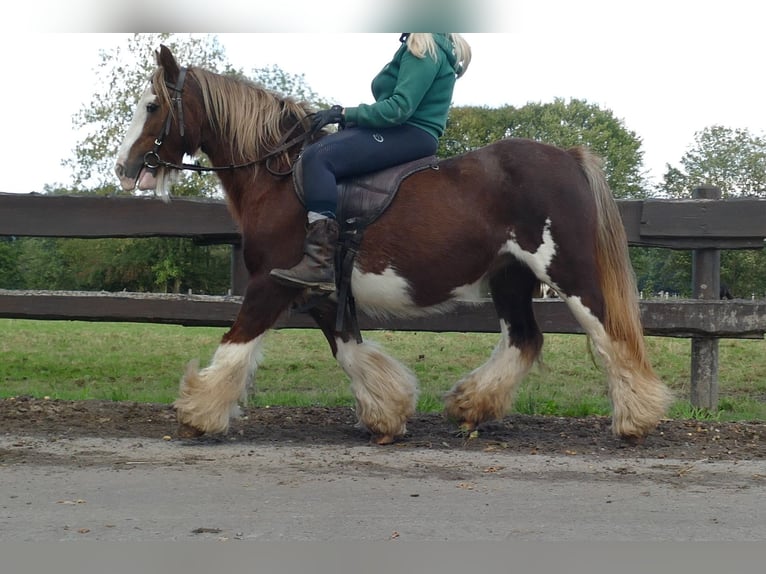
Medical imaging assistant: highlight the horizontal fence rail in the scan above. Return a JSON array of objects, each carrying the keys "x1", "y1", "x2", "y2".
[
  {"x1": 2, "y1": 192, "x2": 766, "y2": 248},
  {"x1": 1, "y1": 290, "x2": 765, "y2": 339}
]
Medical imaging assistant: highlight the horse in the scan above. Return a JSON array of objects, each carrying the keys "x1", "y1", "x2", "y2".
[{"x1": 115, "y1": 45, "x2": 672, "y2": 445}]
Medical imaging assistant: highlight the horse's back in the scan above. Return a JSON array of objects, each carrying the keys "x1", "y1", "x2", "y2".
[
  {"x1": 385, "y1": 137, "x2": 597, "y2": 228},
  {"x1": 443, "y1": 137, "x2": 594, "y2": 177}
]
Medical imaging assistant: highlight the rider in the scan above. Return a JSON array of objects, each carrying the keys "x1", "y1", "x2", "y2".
[{"x1": 269, "y1": 33, "x2": 472, "y2": 293}]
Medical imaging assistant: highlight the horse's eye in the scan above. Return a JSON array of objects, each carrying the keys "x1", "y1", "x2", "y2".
[{"x1": 146, "y1": 102, "x2": 159, "y2": 113}]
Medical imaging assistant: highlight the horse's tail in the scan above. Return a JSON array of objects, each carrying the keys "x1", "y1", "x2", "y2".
[{"x1": 569, "y1": 147, "x2": 653, "y2": 374}]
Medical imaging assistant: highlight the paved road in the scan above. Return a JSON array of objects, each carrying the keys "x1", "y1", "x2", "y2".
[{"x1": 1, "y1": 435, "x2": 765, "y2": 541}]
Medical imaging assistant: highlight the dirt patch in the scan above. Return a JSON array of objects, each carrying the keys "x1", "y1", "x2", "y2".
[{"x1": 1, "y1": 396, "x2": 763, "y2": 463}]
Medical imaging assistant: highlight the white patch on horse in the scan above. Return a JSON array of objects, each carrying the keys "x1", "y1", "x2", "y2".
[
  {"x1": 174, "y1": 336, "x2": 264, "y2": 433},
  {"x1": 350, "y1": 267, "x2": 413, "y2": 318},
  {"x1": 561, "y1": 294, "x2": 646, "y2": 408},
  {"x1": 351, "y1": 266, "x2": 482, "y2": 319},
  {"x1": 564, "y1": 295, "x2": 608, "y2": 345},
  {"x1": 470, "y1": 319, "x2": 532, "y2": 388},
  {"x1": 116, "y1": 85, "x2": 155, "y2": 165},
  {"x1": 451, "y1": 276, "x2": 487, "y2": 302},
  {"x1": 443, "y1": 318, "x2": 536, "y2": 423},
  {"x1": 500, "y1": 218, "x2": 558, "y2": 286},
  {"x1": 335, "y1": 337, "x2": 418, "y2": 439},
  {"x1": 569, "y1": 294, "x2": 673, "y2": 439},
  {"x1": 207, "y1": 338, "x2": 264, "y2": 391}
]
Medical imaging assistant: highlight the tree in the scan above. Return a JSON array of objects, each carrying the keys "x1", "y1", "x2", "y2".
[
  {"x1": 441, "y1": 98, "x2": 648, "y2": 197},
  {"x1": 652, "y1": 125, "x2": 766, "y2": 298},
  {"x1": 658, "y1": 125, "x2": 766, "y2": 198},
  {"x1": 250, "y1": 64, "x2": 328, "y2": 107}
]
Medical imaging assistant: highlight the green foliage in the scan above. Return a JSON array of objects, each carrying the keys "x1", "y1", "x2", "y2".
[
  {"x1": 439, "y1": 105, "x2": 517, "y2": 155},
  {"x1": 652, "y1": 125, "x2": 766, "y2": 298},
  {"x1": 0, "y1": 238, "x2": 22, "y2": 288},
  {"x1": 630, "y1": 247, "x2": 692, "y2": 297},
  {"x1": 630, "y1": 246, "x2": 766, "y2": 300},
  {"x1": 658, "y1": 125, "x2": 766, "y2": 198},
  {"x1": 249, "y1": 64, "x2": 328, "y2": 107},
  {"x1": 3, "y1": 236, "x2": 230, "y2": 294},
  {"x1": 670, "y1": 404, "x2": 722, "y2": 422},
  {"x1": 721, "y1": 249, "x2": 766, "y2": 299}
]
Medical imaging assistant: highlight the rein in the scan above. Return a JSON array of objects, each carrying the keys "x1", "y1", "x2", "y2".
[{"x1": 142, "y1": 66, "x2": 314, "y2": 177}]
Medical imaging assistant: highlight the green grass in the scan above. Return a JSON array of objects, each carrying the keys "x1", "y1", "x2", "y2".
[{"x1": 1, "y1": 319, "x2": 764, "y2": 422}]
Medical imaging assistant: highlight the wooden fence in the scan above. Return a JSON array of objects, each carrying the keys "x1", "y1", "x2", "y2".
[{"x1": 1, "y1": 188, "x2": 765, "y2": 410}]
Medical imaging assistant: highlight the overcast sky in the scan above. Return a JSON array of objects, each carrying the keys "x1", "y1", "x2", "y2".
[{"x1": 2, "y1": 2, "x2": 764, "y2": 194}]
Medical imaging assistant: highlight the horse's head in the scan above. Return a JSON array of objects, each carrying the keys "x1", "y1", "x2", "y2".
[
  {"x1": 115, "y1": 44, "x2": 322, "y2": 203},
  {"x1": 115, "y1": 45, "x2": 192, "y2": 199}
]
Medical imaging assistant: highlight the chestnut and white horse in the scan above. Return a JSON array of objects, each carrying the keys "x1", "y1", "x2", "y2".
[{"x1": 114, "y1": 45, "x2": 671, "y2": 444}]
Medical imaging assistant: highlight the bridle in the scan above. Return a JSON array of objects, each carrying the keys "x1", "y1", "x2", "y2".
[{"x1": 141, "y1": 66, "x2": 315, "y2": 178}]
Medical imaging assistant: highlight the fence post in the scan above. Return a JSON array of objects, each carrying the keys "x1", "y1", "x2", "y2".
[
  {"x1": 689, "y1": 185, "x2": 721, "y2": 410},
  {"x1": 230, "y1": 244, "x2": 248, "y2": 296}
]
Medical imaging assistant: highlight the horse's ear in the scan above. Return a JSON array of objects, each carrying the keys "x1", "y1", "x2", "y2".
[{"x1": 156, "y1": 44, "x2": 180, "y2": 83}]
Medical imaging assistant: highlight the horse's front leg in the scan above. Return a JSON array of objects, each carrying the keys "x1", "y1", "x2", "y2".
[
  {"x1": 174, "y1": 275, "x2": 294, "y2": 437},
  {"x1": 308, "y1": 300, "x2": 419, "y2": 445}
]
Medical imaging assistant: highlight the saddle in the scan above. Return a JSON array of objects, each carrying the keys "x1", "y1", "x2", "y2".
[
  {"x1": 291, "y1": 155, "x2": 439, "y2": 229},
  {"x1": 291, "y1": 155, "x2": 440, "y2": 341}
]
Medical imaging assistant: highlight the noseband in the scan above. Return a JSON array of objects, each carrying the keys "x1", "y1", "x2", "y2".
[{"x1": 142, "y1": 66, "x2": 314, "y2": 177}]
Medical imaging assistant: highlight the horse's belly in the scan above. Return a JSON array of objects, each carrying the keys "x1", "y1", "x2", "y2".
[{"x1": 350, "y1": 266, "x2": 486, "y2": 319}]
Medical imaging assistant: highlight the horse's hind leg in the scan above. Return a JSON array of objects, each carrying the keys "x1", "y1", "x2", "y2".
[
  {"x1": 174, "y1": 276, "x2": 292, "y2": 437},
  {"x1": 547, "y1": 255, "x2": 671, "y2": 441},
  {"x1": 560, "y1": 285, "x2": 671, "y2": 441},
  {"x1": 308, "y1": 300, "x2": 418, "y2": 445},
  {"x1": 444, "y1": 263, "x2": 543, "y2": 430}
]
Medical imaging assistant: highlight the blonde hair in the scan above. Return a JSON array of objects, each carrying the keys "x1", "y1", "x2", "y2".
[{"x1": 406, "y1": 33, "x2": 472, "y2": 78}]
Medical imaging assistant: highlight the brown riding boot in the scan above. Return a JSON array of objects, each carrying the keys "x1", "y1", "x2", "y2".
[{"x1": 269, "y1": 218, "x2": 339, "y2": 292}]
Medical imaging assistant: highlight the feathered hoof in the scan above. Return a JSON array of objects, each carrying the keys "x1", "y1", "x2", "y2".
[
  {"x1": 177, "y1": 422, "x2": 205, "y2": 439},
  {"x1": 456, "y1": 421, "x2": 479, "y2": 437},
  {"x1": 457, "y1": 420, "x2": 477, "y2": 433},
  {"x1": 612, "y1": 414, "x2": 664, "y2": 444},
  {"x1": 371, "y1": 434, "x2": 397, "y2": 445},
  {"x1": 625, "y1": 435, "x2": 646, "y2": 446},
  {"x1": 616, "y1": 431, "x2": 647, "y2": 446},
  {"x1": 443, "y1": 404, "x2": 479, "y2": 434}
]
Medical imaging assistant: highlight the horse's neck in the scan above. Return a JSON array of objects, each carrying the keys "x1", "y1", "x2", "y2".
[{"x1": 218, "y1": 162, "x2": 302, "y2": 223}]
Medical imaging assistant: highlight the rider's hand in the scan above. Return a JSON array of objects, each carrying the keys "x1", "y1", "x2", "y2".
[{"x1": 311, "y1": 105, "x2": 344, "y2": 131}]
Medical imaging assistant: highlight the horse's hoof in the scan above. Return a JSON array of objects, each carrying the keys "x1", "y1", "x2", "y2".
[
  {"x1": 617, "y1": 433, "x2": 646, "y2": 446},
  {"x1": 177, "y1": 422, "x2": 205, "y2": 439},
  {"x1": 371, "y1": 434, "x2": 396, "y2": 445},
  {"x1": 458, "y1": 421, "x2": 476, "y2": 433},
  {"x1": 370, "y1": 434, "x2": 408, "y2": 446}
]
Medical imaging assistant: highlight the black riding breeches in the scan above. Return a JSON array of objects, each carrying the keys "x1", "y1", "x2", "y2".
[{"x1": 300, "y1": 124, "x2": 438, "y2": 217}]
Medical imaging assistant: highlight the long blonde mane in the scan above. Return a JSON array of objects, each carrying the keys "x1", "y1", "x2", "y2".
[{"x1": 151, "y1": 66, "x2": 314, "y2": 164}]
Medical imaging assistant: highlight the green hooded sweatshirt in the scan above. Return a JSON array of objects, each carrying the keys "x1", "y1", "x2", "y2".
[{"x1": 343, "y1": 34, "x2": 460, "y2": 140}]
